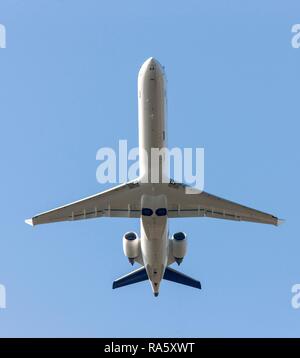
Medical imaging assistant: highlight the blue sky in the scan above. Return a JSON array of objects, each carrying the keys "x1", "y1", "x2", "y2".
[{"x1": 0, "y1": 0, "x2": 299, "y2": 337}]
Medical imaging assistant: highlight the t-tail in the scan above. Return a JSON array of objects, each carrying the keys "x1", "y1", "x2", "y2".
[{"x1": 112, "y1": 266, "x2": 201, "y2": 297}]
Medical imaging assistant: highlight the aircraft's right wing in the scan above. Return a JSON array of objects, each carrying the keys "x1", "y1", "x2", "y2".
[
  {"x1": 165, "y1": 182, "x2": 282, "y2": 226},
  {"x1": 25, "y1": 181, "x2": 142, "y2": 226}
]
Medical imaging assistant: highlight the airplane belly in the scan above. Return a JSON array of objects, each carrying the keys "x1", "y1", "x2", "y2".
[
  {"x1": 140, "y1": 217, "x2": 168, "y2": 292},
  {"x1": 138, "y1": 58, "x2": 167, "y2": 181}
]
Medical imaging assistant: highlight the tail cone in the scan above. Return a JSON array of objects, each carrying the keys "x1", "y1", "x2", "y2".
[{"x1": 175, "y1": 257, "x2": 183, "y2": 265}]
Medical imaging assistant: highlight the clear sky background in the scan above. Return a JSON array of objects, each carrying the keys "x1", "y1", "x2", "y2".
[{"x1": 0, "y1": 0, "x2": 299, "y2": 337}]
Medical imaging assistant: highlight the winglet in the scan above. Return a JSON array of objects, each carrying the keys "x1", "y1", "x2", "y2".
[{"x1": 25, "y1": 218, "x2": 34, "y2": 226}]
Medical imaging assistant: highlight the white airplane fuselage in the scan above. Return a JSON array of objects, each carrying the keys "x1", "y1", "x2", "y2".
[
  {"x1": 25, "y1": 57, "x2": 279, "y2": 297},
  {"x1": 138, "y1": 57, "x2": 168, "y2": 296}
]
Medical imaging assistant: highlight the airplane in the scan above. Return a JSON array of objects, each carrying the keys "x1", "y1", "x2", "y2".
[{"x1": 25, "y1": 57, "x2": 282, "y2": 297}]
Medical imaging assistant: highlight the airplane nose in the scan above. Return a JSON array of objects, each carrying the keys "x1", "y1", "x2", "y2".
[
  {"x1": 145, "y1": 57, "x2": 157, "y2": 69},
  {"x1": 148, "y1": 57, "x2": 156, "y2": 65},
  {"x1": 147, "y1": 57, "x2": 164, "y2": 74},
  {"x1": 138, "y1": 57, "x2": 164, "y2": 78}
]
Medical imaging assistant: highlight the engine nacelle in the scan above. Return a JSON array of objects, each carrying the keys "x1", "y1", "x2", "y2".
[
  {"x1": 171, "y1": 232, "x2": 187, "y2": 265},
  {"x1": 123, "y1": 232, "x2": 140, "y2": 265}
]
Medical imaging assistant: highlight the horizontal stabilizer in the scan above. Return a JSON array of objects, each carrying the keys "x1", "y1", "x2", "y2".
[
  {"x1": 163, "y1": 267, "x2": 201, "y2": 289},
  {"x1": 112, "y1": 266, "x2": 148, "y2": 289}
]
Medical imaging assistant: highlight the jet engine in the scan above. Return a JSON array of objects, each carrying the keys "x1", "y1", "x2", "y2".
[
  {"x1": 171, "y1": 232, "x2": 187, "y2": 265},
  {"x1": 123, "y1": 232, "x2": 140, "y2": 265}
]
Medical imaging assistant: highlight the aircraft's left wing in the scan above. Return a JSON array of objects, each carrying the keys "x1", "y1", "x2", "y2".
[
  {"x1": 25, "y1": 181, "x2": 142, "y2": 226},
  {"x1": 165, "y1": 182, "x2": 282, "y2": 226}
]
